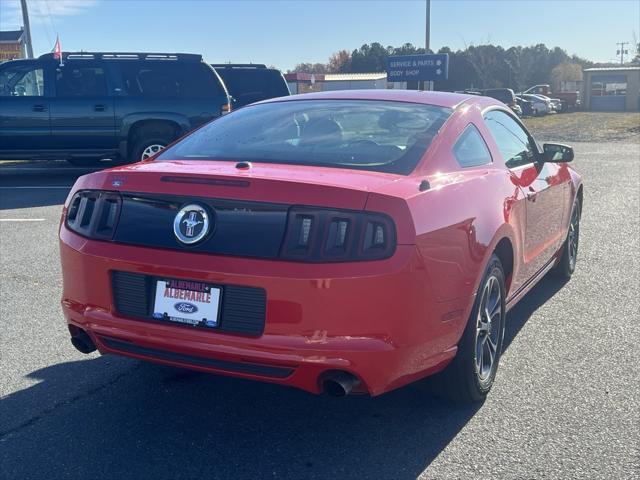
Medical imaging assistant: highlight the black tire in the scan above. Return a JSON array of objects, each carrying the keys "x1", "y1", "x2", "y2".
[
  {"x1": 129, "y1": 136, "x2": 171, "y2": 163},
  {"x1": 128, "y1": 124, "x2": 176, "y2": 163},
  {"x1": 440, "y1": 254, "x2": 506, "y2": 403},
  {"x1": 553, "y1": 196, "x2": 581, "y2": 279}
]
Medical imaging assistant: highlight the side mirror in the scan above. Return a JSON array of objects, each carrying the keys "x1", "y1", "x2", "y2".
[{"x1": 543, "y1": 143, "x2": 574, "y2": 163}]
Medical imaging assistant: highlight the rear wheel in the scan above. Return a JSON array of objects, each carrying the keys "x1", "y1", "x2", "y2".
[
  {"x1": 128, "y1": 123, "x2": 177, "y2": 163},
  {"x1": 130, "y1": 137, "x2": 170, "y2": 163},
  {"x1": 553, "y1": 197, "x2": 581, "y2": 279},
  {"x1": 440, "y1": 255, "x2": 506, "y2": 403}
]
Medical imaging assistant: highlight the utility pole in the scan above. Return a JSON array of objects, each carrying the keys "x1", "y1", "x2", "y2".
[
  {"x1": 20, "y1": 0, "x2": 34, "y2": 59},
  {"x1": 425, "y1": 0, "x2": 431, "y2": 54},
  {"x1": 616, "y1": 41, "x2": 629, "y2": 64},
  {"x1": 424, "y1": 0, "x2": 431, "y2": 91}
]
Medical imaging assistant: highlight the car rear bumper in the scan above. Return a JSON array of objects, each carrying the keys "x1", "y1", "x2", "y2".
[{"x1": 60, "y1": 227, "x2": 467, "y2": 395}]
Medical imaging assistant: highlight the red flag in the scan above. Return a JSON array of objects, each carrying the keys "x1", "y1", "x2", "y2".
[{"x1": 52, "y1": 36, "x2": 62, "y2": 64}]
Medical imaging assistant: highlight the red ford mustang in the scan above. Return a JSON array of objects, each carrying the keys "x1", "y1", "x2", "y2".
[{"x1": 60, "y1": 90, "x2": 582, "y2": 402}]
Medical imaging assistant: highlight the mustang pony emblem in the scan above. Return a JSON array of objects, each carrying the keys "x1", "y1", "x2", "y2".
[
  {"x1": 182, "y1": 212, "x2": 203, "y2": 237},
  {"x1": 173, "y1": 204, "x2": 210, "y2": 245}
]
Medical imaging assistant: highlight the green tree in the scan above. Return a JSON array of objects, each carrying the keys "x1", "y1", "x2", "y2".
[
  {"x1": 290, "y1": 41, "x2": 595, "y2": 92},
  {"x1": 350, "y1": 43, "x2": 393, "y2": 72},
  {"x1": 391, "y1": 42, "x2": 428, "y2": 56}
]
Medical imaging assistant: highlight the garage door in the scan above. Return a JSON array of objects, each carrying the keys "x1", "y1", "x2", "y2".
[{"x1": 590, "y1": 74, "x2": 627, "y2": 111}]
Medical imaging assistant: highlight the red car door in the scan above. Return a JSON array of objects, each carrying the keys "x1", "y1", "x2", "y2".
[{"x1": 483, "y1": 110, "x2": 565, "y2": 285}]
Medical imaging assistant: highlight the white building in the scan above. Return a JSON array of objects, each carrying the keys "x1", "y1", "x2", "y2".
[{"x1": 285, "y1": 72, "x2": 407, "y2": 94}]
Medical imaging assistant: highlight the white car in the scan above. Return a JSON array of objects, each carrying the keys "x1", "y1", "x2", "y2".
[
  {"x1": 519, "y1": 94, "x2": 551, "y2": 115},
  {"x1": 534, "y1": 94, "x2": 562, "y2": 112}
]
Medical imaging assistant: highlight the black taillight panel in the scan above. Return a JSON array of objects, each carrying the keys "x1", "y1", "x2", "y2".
[
  {"x1": 280, "y1": 207, "x2": 396, "y2": 262},
  {"x1": 65, "y1": 191, "x2": 396, "y2": 262},
  {"x1": 66, "y1": 190, "x2": 122, "y2": 240}
]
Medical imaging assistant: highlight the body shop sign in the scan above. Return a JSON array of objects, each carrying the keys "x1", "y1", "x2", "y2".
[{"x1": 387, "y1": 54, "x2": 449, "y2": 82}]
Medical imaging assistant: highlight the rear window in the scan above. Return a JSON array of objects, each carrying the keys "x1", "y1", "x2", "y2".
[
  {"x1": 113, "y1": 61, "x2": 225, "y2": 98},
  {"x1": 215, "y1": 68, "x2": 289, "y2": 106},
  {"x1": 157, "y1": 99, "x2": 452, "y2": 174}
]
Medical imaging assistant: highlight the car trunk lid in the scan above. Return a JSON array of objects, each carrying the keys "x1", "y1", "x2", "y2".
[{"x1": 82, "y1": 159, "x2": 403, "y2": 210}]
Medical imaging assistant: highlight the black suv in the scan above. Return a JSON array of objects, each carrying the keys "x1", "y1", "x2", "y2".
[
  {"x1": 211, "y1": 64, "x2": 289, "y2": 108},
  {"x1": 480, "y1": 88, "x2": 520, "y2": 112},
  {"x1": 0, "y1": 52, "x2": 230, "y2": 165}
]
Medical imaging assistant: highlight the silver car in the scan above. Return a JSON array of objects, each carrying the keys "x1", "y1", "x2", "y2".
[{"x1": 519, "y1": 94, "x2": 551, "y2": 115}]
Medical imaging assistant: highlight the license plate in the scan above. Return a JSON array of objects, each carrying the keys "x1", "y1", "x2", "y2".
[{"x1": 152, "y1": 279, "x2": 221, "y2": 328}]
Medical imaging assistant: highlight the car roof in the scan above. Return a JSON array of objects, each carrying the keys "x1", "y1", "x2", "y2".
[
  {"x1": 39, "y1": 52, "x2": 203, "y2": 62},
  {"x1": 483, "y1": 88, "x2": 514, "y2": 93},
  {"x1": 258, "y1": 89, "x2": 489, "y2": 109},
  {"x1": 211, "y1": 63, "x2": 269, "y2": 70}
]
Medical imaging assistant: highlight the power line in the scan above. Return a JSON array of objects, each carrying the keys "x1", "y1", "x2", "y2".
[{"x1": 42, "y1": 0, "x2": 58, "y2": 47}]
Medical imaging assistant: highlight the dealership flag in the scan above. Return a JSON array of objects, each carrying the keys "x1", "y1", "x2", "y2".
[{"x1": 52, "y1": 36, "x2": 63, "y2": 65}]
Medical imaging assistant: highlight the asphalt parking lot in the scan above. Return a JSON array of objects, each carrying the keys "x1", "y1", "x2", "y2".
[{"x1": 1, "y1": 143, "x2": 639, "y2": 480}]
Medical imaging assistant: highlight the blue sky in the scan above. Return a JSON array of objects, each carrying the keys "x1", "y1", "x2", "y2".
[{"x1": 1, "y1": 0, "x2": 638, "y2": 70}]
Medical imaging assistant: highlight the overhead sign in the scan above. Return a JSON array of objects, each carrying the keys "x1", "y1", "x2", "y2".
[{"x1": 387, "y1": 54, "x2": 449, "y2": 82}]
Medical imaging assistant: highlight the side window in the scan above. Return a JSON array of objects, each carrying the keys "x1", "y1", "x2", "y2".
[
  {"x1": 56, "y1": 64, "x2": 107, "y2": 97},
  {"x1": 483, "y1": 110, "x2": 536, "y2": 168},
  {"x1": 453, "y1": 124, "x2": 492, "y2": 168},
  {"x1": 112, "y1": 61, "x2": 143, "y2": 96},
  {"x1": 0, "y1": 64, "x2": 44, "y2": 97},
  {"x1": 189, "y1": 64, "x2": 225, "y2": 97},
  {"x1": 136, "y1": 65, "x2": 181, "y2": 97},
  {"x1": 114, "y1": 62, "x2": 224, "y2": 98}
]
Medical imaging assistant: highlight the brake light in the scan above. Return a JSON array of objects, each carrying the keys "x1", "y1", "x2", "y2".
[
  {"x1": 66, "y1": 190, "x2": 122, "y2": 240},
  {"x1": 280, "y1": 207, "x2": 396, "y2": 262}
]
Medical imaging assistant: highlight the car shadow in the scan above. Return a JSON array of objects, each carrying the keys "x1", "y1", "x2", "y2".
[
  {"x1": 0, "y1": 169, "x2": 83, "y2": 210},
  {"x1": 0, "y1": 187, "x2": 71, "y2": 210},
  {"x1": 503, "y1": 274, "x2": 569, "y2": 351},
  {"x1": 0, "y1": 276, "x2": 568, "y2": 479},
  {"x1": 0, "y1": 160, "x2": 113, "y2": 210}
]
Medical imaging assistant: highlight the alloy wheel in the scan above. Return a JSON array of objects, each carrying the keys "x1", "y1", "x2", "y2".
[
  {"x1": 475, "y1": 275, "x2": 503, "y2": 382},
  {"x1": 141, "y1": 144, "x2": 165, "y2": 160},
  {"x1": 568, "y1": 203, "x2": 580, "y2": 270}
]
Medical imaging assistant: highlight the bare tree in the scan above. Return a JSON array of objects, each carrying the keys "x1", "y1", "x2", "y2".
[
  {"x1": 328, "y1": 50, "x2": 352, "y2": 73},
  {"x1": 551, "y1": 62, "x2": 583, "y2": 91}
]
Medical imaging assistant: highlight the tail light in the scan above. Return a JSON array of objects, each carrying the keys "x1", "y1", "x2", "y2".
[
  {"x1": 280, "y1": 207, "x2": 396, "y2": 262},
  {"x1": 221, "y1": 102, "x2": 232, "y2": 115},
  {"x1": 66, "y1": 190, "x2": 122, "y2": 240},
  {"x1": 64, "y1": 194, "x2": 396, "y2": 262}
]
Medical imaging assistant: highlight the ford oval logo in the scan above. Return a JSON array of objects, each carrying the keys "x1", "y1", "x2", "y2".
[{"x1": 174, "y1": 302, "x2": 198, "y2": 314}]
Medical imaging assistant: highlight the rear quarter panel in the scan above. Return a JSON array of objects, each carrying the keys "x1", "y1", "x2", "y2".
[{"x1": 372, "y1": 101, "x2": 525, "y2": 343}]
